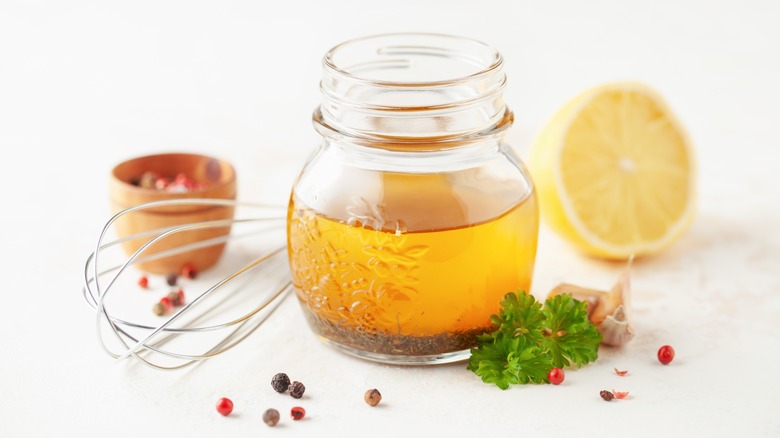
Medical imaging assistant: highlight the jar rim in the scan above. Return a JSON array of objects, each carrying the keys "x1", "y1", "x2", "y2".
[{"x1": 322, "y1": 32, "x2": 503, "y2": 87}]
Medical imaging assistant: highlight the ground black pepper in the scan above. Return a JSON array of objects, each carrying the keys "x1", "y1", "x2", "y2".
[
  {"x1": 302, "y1": 311, "x2": 489, "y2": 356},
  {"x1": 271, "y1": 373, "x2": 290, "y2": 393}
]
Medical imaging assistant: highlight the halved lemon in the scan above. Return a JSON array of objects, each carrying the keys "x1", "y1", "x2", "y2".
[{"x1": 529, "y1": 82, "x2": 696, "y2": 259}]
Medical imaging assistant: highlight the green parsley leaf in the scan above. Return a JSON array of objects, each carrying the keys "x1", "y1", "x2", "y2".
[
  {"x1": 542, "y1": 293, "x2": 602, "y2": 368},
  {"x1": 491, "y1": 292, "x2": 546, "y2": 342},
  {"x1": 468, "y1": 291, "x2": 601, "y2": 389},
  {"x1": 467, "y1": 332, "x2": 552, "y2": 389}
]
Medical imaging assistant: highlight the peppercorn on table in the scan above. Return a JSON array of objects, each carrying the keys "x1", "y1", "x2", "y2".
[{"x1": 2, "y1": 1, "x2": 779, "y2": 437}]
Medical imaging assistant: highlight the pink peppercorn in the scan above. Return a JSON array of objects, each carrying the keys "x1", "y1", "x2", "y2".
[
  {"x1": 290, "y1": 406, "x2": 305, "y2": 420},
  {"x1": 215, "y1": 398, "x2": 233, "y2": 416},
  {"x1": 181, "y1": 263, "x2": 197, "y2": 279},
  {"x1": 160, "y1": 296, "x2": 173, "y2": 312}
]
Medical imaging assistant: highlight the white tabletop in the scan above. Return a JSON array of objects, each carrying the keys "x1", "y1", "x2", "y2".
[{"x1": 2, "y1": 1, "x2": 779, "y2": 436}]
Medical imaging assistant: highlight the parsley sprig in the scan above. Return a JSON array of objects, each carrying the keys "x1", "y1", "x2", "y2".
[{"x1": 468, "y1": 291, "x2": 601, "y2": 389}]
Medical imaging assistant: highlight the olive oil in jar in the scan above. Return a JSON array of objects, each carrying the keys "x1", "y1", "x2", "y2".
[{"x1": 287, "y1": 171, "x2": 539, "y2": 357}]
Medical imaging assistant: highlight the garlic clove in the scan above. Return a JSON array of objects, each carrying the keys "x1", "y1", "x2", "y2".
[
  {"x1": 547, "y1": 283, "x2": 607, "y2": 321},
  {"x1": 606, "y1": 258, "x2": 632, "y2": 320},
  {"x1": 599, "y1": 304, "x2": 635, "y2": 347},
  {"x1": 545, "y1": 258, "x2": 635, "y2": 347}
]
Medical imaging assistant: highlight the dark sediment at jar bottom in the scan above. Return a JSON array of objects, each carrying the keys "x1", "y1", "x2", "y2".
[{"x1": 301, "y1": 311, "x2": 492, "y2": 356}]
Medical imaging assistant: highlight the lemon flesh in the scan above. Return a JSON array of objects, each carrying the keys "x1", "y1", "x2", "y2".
[{"x1": 530, "y1": 83, "x2": 695, "y2": 259}]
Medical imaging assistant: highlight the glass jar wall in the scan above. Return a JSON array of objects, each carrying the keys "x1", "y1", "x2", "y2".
[{"x1": 287, "y1": 33, "x2": 539, "y2": 364}]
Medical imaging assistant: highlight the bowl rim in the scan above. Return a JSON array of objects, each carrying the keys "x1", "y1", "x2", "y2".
[{"x1": 110, "y1": 152, "x2": 237, "y2": 200}]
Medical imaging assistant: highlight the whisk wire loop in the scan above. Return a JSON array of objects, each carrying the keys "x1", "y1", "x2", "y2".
[{"x1": 82, "y1": 199, "x2": 292, "y2": 370}]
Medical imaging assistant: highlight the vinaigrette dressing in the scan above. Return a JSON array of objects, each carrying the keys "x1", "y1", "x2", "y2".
[{"x1": 288, "y1": 172, "x2": 538, "y2": 355}]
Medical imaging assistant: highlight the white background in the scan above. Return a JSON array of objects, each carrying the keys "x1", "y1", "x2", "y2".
[{"x1": 1, "y1": 0, "x2": 779, "y2": 436}]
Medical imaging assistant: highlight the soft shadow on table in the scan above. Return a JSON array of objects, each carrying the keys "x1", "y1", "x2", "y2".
[{"x1": 637, "y1": 210, "x2": 778, "y2": 286}]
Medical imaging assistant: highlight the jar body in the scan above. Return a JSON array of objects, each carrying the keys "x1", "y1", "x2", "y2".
[
  {"x1": 287, "y1": 33, "x2": 539, "y2": 364},
  {"x1": 287, "y1": 140, "x2": 538, "y2": 363}
]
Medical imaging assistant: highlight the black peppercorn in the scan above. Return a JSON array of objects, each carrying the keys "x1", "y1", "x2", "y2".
[
  {"x1": 600, "y1": 390, "x2": 615, "y2": 401},
  {"x1": 271, "y1": 373, "x2": 290, "y2": 393},
  {"x1": 263, "y1": 408, "x2": 280, "y2": 427},
  {"x1": 290, "y1": 381, "x2": 305, "y2": 399},
  {"x1": 166, "y1": 272, "x2": 178, "y2": 286}
]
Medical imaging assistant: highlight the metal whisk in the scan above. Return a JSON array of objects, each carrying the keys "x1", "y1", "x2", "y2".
[{"x1": 82, "y1": 199, "x2": 292, "y2": 370}]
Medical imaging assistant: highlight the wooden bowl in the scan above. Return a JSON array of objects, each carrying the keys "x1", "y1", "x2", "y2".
[{"x1": 109, "y1": 153, "x2": 237, "y2": 274}]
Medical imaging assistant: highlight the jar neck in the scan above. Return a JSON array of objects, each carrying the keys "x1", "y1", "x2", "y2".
[{"x1": 314, "y1": 33, "x2": 512, "y2": 150}]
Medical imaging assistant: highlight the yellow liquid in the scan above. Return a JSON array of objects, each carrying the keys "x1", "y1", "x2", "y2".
[{"x1": 287, "y1": 172, "x2": 539, "y2": 355}]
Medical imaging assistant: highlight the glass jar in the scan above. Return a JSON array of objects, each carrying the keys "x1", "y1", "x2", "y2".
[{"x1": 287, "y1": 33, "x2": 539, "y2": 364}]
